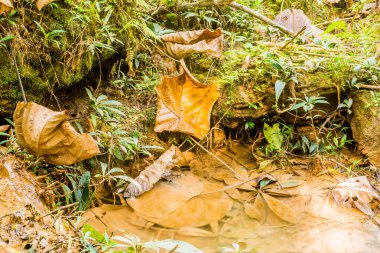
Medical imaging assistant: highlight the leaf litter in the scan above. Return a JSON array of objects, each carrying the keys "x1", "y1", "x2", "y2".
[{"x1": 83, "y1": 143, "x2": 380, "y2": 252}]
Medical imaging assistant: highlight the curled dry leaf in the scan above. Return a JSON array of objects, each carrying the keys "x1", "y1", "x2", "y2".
[
  {"x1": 154, "y1": 70, "x2": 220, "y2": 139},
  {"x1": 245, "y1": 192, "x2": 299, "y2": 224},
  {"x1": 160, "y1": 28, "x2": 223, "y2": 60},
  {"x1": 331, "y1": 176, "x2": 380, "y2": 216},
  {"x1": 127, "y1": 172, "x2": 204, "y2": 222},
  {"x1": 13, "y1": 102, "x2": 100, "y2": 165},
  {"x1": 36, "y1": 0, "x2": 56, "y2": 10},
  {"x1": 0, "y1": 0, "x2": 13, "y2": 15},
  {"x1": 124, "y1": 145, "x2": 186, "y2": 198}
]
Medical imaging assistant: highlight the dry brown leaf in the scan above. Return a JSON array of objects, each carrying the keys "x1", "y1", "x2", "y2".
[
  {"x1": 0, "y1": 0, "x2": 13, "y2": 15},
  {"x1": 13, "y1": 102, "x2": 100, "y2": 165},
  {"x1": 127, "y1": 172, "x2": 204, "y2": 221},
  {"x1": 273, "y1": 9, "x2": 323, "y2": 37},
  {"x1": 244, "y1": 192, "x2": 298, "y2": 224},
  {"x1": 160, "y1": 28, "x2": 223, "y2": 59},
  {"x1": 124, "y1": 145, "x2": 186, "y2": 198},
  {"x1": 156, "y1": 181, "x2": 233, "y2": 228},
  {"x1": 154, "y1": 70, "x2": 220, "y2": 139},
  {"x1": 331, "y1": 176, "x2": 380, "y2": 216},
  {"x1": 0, "y1": 125, "x2": 10, "y2": 132},
  {"x1": 36, "y1": 0, "x2": 55, "y2": 10}
]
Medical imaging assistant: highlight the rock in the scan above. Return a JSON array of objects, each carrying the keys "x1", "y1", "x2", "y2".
[{"x1": 349, "y1": 91, "x2": 380, "y2": 168}]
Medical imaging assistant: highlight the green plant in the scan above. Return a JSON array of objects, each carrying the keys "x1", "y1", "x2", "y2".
[
  {"x1": 61, "y1": 170, "x2": 93, "y2": 211},
  {"x1": 86, "y1": 87, "x2": 125, "y2": 122},
  {"x1": 34, "y1": 21, "x2": 66, "y2": 48},
  {"x1": 263, "y1": 123, "x2": 284, "y2": 155},
  {"x1": 337, "y1": 98, "x2": 353, "y2": 114},
  {"x1": 0, "y1": 34, "x2": 14, "y2": 48},
  {"x1": 81, "y1": 224, "x2": 202, "y2": 253}
]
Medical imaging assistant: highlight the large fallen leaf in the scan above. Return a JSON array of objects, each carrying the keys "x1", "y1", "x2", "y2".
[
  {"x1": 331, "y1": 176, "x2": 380, "y2": 216},
  {"x1": 0, "y1": 0, "x2": 13, "y2": 15},
  {"x1": 127, "y1": 172, "x2": 204, "y2": 221},
  {"x1": 124, "y1": 145, "x2": 186, "y2": 198},
  {"x1": 13, "y1": 102, "x2": 100, "y2": 165},
  {"x1": 36, "y1": 0, "x2": 56, "y2": 10},
  {"x1": 244, "y1": 192, "x2": 298, "y2": 224},
  {"x1": 273, "y1": 9, "x2": 323, "y2": 37},
  {"x1": 154, "y1": 71, "x2": 220, "y2": 139},
  {"x1": 156, "y1": 181, "x2": 233, "y2": 228},
  {"x1": 160, "y1": 28, "x2": 223, "y2": 60}
]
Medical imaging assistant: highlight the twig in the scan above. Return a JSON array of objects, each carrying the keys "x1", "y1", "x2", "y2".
[
  {"x1": 189, "y1": 137, "x2": 242, "y2": 180},
  {"x1": 280, "y1": 26, "x2": 306, "y2": 50},
  {"x1": 356, "y1": 84, "x2": 380, "y2": 90},
  {"x1": 9, "y1": 43, "x2": 27, "y2": 103},
  {"x1": 40, "y1": 202, "x2": 78, "y2": 218}
]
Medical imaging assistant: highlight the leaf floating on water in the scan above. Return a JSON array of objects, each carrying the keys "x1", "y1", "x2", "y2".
[
  {"x1": 13, "y1": 102, "x2": 100, "y2": 165},
  {"x1": 127, "y1": 172, "x2": 204, "y2": 222},
  {"x1": 160, "y1": 28, "x2": 223, "y2": 60},
  {"x1": 128, "y1": 173, "x2": 232, "y2": 229},
  {"x1": 331, "y1": 176, "x2": 380, "y2": 216},
  {"x1": 154, "y1": 70, "x2": 220, "y2": 139},
  {"x1": 0, "y1": 0, "x2": 13, "y2": 15},
  {"x1": 156, "y1": 181, "x2": 233, "y2": 229}
]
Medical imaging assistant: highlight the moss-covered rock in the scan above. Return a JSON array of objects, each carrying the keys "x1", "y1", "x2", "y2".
[{"x1": 349, "y1": 90, "x2": 380, "y2": 168}]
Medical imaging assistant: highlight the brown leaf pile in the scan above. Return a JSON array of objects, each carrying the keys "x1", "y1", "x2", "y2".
[
  {"x1": 160, "y1": 28, "x2": 223, "y2": 60},
  {"x1": 14, "y1": 102, "x2": 100, "y2": 165},
  {"x1": 0, "y1": 0, "x2": 13, "y2": 14},
  {"x1": 331, "y1": 176, "x2": 380, "y2": 216},
  {"x1": 154, "y1": 70, "x2": 220, "y2": 139}
]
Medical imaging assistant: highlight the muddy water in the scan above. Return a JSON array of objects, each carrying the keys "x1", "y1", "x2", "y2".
[{"x1": 84, "y1": 144, "x2": 380, "y2": 253}]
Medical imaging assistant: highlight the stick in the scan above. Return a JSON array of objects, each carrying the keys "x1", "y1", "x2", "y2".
[
  {"x1": 9, "y1": 43, "x2": 27, "y2": 103},
  {"x1": 356, "y1": 84, "x2": 380, "y2": 90},
  {"x1": 189, "y1": 137, "x2": 242, "y2": 180},
  {"x1": 280, "y1": 26, "x2": 306, "y2": 50}
]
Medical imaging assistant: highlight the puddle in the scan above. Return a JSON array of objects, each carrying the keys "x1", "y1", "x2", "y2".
[{"x1": 82, "y1": 144, "x2": 380, "y2": 252}]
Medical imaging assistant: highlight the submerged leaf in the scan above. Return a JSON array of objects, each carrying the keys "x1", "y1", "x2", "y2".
[
  {"x1": 160, "y1": 28, "x2": 223, "y2": 59},
  {"x1": 154, "y1": 70, "x2": 220, "y2": 139},
  {"x1": 245, "y1": 192, "x2": 298, "y2": 224},
  {"x1": 13, "y1": 102, "x2": 100, "y2": 165},
  {"x1": 156, "y1": 181, "x2": 233, "y2": 228}
]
